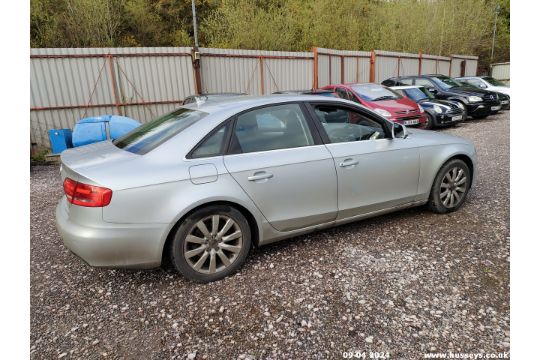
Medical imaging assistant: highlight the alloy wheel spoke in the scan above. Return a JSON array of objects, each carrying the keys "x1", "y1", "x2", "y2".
[
  {"x1": 444, "y1": 173, "x2": 452, "y2": 183},
  {"x1": 185, "y1": 245, "x2": 206, "y2": 258},
  {"x1": 455, "y1": 186, "x2": 466, "y2": 193},
  {"x1": 441, "y1": 182, "x2": 450, "y2": 189},
  {"x1": 193, "y1": 251, "x2": 209, "y2": 270},
  {"x1": 456, "y1": 177, "x2": 467, "y2": 186},
  {"x1": 456, "y1": 169, "x2": 464, "y2": 181},
  {"x1": 453, "y1": 190, "x2": 461, "y2": 202},
  {"x1": 443, "y1": 191, "x2": 451, "y2": 206},
  {"x1": 216, "y1": 249, "x2": 231, "y2": 267},
  {"x1": 208, "y1": 250, "x2": 217, "y2": 274},
  {"x1": 449, "y1": 192, "x2": 455, "y2": 207},
  {"x1": 186, "y1": 235, "x2": 206, "y2": 245},
  {"x1": 196, "y1": 221, "x2": 211, "y2": 237},
  {"x1": 217, "y1": 219, "x2": 235, "y2": 239},
  {"x1": 222, "y1": 230, "x2": 242, "y2": 242},
  {"x1": 211, "y1": 215, "x2": 220, "y2": 235},
  {"x1": 219, "y1": 243, "x2": 241, "y2": 253},
  {"x1": 440, "y1": 189, "x2": 449, "y2": 199}
]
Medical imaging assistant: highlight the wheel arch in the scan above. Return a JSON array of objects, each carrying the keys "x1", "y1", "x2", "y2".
[{"x1": 161, "y1": 200, "x2": 261, "y2": 266}]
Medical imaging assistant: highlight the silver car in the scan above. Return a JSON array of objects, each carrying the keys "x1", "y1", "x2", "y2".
[{"x1": 56, "y1": 95, "x2": 476, "y2": 282}]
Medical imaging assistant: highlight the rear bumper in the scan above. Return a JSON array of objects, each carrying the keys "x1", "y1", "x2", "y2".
[{"x1": 55, "y1": 200, "x2": 167, "y2": 269}]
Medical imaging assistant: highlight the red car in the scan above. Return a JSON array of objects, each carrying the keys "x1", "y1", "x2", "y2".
[{"x1": 321, "y1": 83, "x2": 428, "y2": 127}]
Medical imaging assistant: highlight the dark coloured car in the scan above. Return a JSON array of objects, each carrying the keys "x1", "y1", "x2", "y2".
[
  {"x1": 391, "y1": 86, "x2": 466, "y2": 129},
  {"x1": 382, "y1": 74, "x2": 501, "y2": 119},
  {"x1": 321, "y1": 83, "x2": 428, "y2": 127},
  {"x1": 183, "y1": 92, "x2": 247, "y2": 105},
  {"x1": 454, "y1": 77, "x2": 510, "y2": 110},
  {"x1": 273, "y1": 89, "x2": 337, "y2": 97}
]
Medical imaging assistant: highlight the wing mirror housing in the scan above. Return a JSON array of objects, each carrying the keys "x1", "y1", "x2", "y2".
[
  {"x1": 427, "y1": 87, "x2": 438, "y2": 94},
  {"x1": 391, "y1": 122, "x2": 408, "y2": 139}
]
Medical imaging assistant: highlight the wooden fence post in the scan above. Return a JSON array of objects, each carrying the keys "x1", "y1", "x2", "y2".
[
  {"x1": 259, "y1": 57, "x2": 265, "y2": 95},
  {"x1": 107, "y1": 55, "x2": 122, "y2": 115}
]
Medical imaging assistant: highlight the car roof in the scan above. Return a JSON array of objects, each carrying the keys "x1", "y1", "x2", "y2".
[{"x1": 181, "y1": 94, "x2": 347, "y2": 114}]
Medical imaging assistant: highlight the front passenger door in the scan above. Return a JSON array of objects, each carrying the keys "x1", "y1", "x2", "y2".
[
  {"x1": 308, "y1": 103, "x2": 420, "y2": 219},
  {"x1": 223, "y1": 103, "x2": 338, "y2": 232}
]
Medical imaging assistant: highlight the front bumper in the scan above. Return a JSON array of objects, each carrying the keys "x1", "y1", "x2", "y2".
[
  {"x1": 434, "y1": 111, "x2": 466, "y2": 126},
  {"x1": 392, "y1": 113, "x2": 428, "y2": 128},
  {"x1": 55, "y1": 200, "x2": 167, "y2": 269}
]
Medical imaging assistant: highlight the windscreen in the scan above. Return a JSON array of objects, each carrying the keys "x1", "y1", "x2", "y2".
[
  {"x1": 483, "y1": 77, "x2": 508, "y2": 87},
  {"x1": 351, "y1": 84, "x2": 402, "y2": 101},
  {"x1": 404, "y1": 87, "x2": 434, "y2": 101},
  {"x1": 113, "y1": 108, "x2": 208, "y2": 154},
  {"x1": 430, "y1": 76, "x2": 462, "y2": 90}
]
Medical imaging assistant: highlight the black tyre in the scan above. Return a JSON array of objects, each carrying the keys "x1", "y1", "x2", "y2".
[
  {"x1": 169, "y1": 205, "x2": 251, "y2": 282},
  {"x1": 425, "y1": 113, "x2": 435, "y2": 130},
  {"x1": 427, "y1": 159, "x2": 471, "y2": 214}
]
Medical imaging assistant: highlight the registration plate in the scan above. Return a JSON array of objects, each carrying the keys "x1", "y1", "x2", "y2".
[
  {"x1": 402, "y1": 119, "x2": 419, "y2": 126},
  {"x1": 501, "y1": 100, "x2": 509, "y2": 105},
  {"x1": 451, "y1": 115, "x2": 463, "y2": 121},
  {"x1": 491, "y1": 105, "x2": 501, "y2": 111}
]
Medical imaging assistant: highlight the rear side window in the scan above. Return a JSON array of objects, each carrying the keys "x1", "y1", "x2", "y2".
[
  {"x1": 191, "y1": 123, "x2": 229, "y2": 158},
  {"x1": 114, "y1": 108, "x2": 207, "y2": 155},
  {"x1": 230, "y1": 103, "x2": 314, "y2": 154}
]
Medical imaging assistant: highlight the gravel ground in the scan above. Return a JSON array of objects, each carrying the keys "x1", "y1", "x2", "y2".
[{"x1": 31, "y1": 112, "x2": 510, "y2": 360}]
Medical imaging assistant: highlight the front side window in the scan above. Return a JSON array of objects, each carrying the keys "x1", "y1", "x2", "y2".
[
  {"x1": 114, "y1": 108, "x2": 207, "y2": 155},
  {"x1": 483, "y1": 76, "x2": 507, "y2": 87},
  {"x1": 230, "y1": 103, "x2": 314, "y2": 154},
  {"x1": 312, "y1": 105, "x2": 386, "y2": 144}
]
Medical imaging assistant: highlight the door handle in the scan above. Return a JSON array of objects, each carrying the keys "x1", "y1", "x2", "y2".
[
  {"x1": 339, "y1": 158, "x2": 359, "y2": 168},
  {"x1": 247, "y1": 172, "x2": 274, "y2": 182}
]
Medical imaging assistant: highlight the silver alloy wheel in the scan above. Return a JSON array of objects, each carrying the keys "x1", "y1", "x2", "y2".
[
  {"x1": 183, "y1": 215, "x2": 243, "y2": 274},
  {"x1": 440, "y1": 166, "x2": 467, "y2": 208}
]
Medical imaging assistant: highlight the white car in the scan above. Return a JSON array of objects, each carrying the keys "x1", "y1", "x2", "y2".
[{"x1": 454, "y1": 76, "x2": 510, "y2": 97}]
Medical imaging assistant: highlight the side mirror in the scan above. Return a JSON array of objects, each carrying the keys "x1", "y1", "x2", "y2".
[
  {"x1": 479, "y1": 83, "x2": 487, "y2": 89},
  {"x1": 427, "y1": 87, "x2": 438, "y2": 94},
  {"x1": 391, "y1": 122, "x2": 408, "y2": 139}
]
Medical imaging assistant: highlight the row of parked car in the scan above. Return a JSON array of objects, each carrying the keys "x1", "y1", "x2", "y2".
[{"x1": 184, "y1": 74, "x2": 509, "y2": 131}]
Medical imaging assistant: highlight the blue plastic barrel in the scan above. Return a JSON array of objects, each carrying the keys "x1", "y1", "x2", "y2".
[
  {"x1": 72, "y1": 115, "x2": 140, "y2": 147},
  {"x1": 48, "y1": 129, "x2": 73, "y2": 154}
]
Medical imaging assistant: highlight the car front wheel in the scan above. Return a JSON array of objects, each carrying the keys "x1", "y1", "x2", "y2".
[
  {"x1": 169, "y1": 205, "x2": 251, "y2": 282},
  {"x1": 427, "y1": 159, "x2": 471, "y2": 214}
]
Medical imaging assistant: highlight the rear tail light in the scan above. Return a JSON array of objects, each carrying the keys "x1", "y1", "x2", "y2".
[{"x1": 63, "y1": 178, "x2": 112, "y2": 207}]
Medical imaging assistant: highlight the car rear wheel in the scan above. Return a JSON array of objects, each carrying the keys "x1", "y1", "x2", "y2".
[
  {"x1": 427, "y1": 159, "x2": 471, "y2": 214},
  {"x1": 169, "y1": 205, "x2": 251, "y2": 282}
]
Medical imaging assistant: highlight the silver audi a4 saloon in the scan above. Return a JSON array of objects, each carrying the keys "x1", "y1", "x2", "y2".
[{"x1": 56, "y1": 95, "x2": 476, "y2": 282}]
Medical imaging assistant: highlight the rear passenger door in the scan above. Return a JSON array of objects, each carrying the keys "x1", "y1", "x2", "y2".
[
  {"x1": 307, "y1": 102, "x2": 420, "y2": 219},
  {"x1": 223, "y1": 103, "x2": 338, "y2": 232}
]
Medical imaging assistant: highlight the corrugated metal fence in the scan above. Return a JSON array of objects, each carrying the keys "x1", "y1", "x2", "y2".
[
  {"x1": 491, "y1": 62, "x2": 510, "y2": 84},
  {"x1": 30, "y1": 46, "x2": 478, "y2": 148}
]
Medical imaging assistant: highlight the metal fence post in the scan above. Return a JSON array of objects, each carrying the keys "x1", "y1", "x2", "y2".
[
  {"x1": 259, "y1": 57, "x2": 265, "y2": 95},
  {"x1": 418, "y1": 51, "x2": 422, "y2": 75},
  {"x1": 312, "y1": 47, "x2": 318, "y2": 89},
  {"x1": 107, "y1": 55, "x2": 122, "y2": 115},
  {"x1": 369, "y1": 50, "x2": 376, "y2": 83}
]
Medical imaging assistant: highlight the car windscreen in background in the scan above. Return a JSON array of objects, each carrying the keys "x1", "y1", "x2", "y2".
[{"x1": 113, "y1": 108, "x2": 208, "y2": 155}]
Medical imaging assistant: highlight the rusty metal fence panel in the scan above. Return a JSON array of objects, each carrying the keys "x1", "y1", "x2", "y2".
[
  {"x1": 31, "y1": 46, "x2": 479, "y2": 149},
  {"x1": 491, "y1": 62, "x2": 510, "y2": 83},
  {"x1": 199, "y1": 48, "x2": 313, "y2": 95},
  {"x1": 314, "y1": 48, "x2": 371, "y2": 87},
  {"x1": 30, "y1": 47, "x2": 194, "y2": 148},
  {"x1": 450, "y1": 54, "x2": 479, "y2": 77}
]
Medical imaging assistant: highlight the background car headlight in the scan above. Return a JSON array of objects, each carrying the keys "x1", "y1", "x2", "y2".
[
  {"x1": 456, "y1": 102, "x2": 465, "y2": 110},
  {"x1": 374, "y1": 108, "x2": 392, "y2": 117},
  {"x1": 433, "y1": 105, "x2": 443, "y2": 114},
  {"x1": 468, "y1": 96, "x2": 482, "y2": 102}
]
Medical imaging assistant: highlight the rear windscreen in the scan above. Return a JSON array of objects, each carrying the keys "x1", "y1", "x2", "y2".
[{"x1": 113, "y1": 108, "x2": 207, "y2": 154}]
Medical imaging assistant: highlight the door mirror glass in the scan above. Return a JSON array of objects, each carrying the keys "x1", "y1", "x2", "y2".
[
  {"x1": 391, "y1": 122, "x2": 408, "y2": 139},
  {"x1": 427, "y1": 87, "x2": 438, "y2": 94}
]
